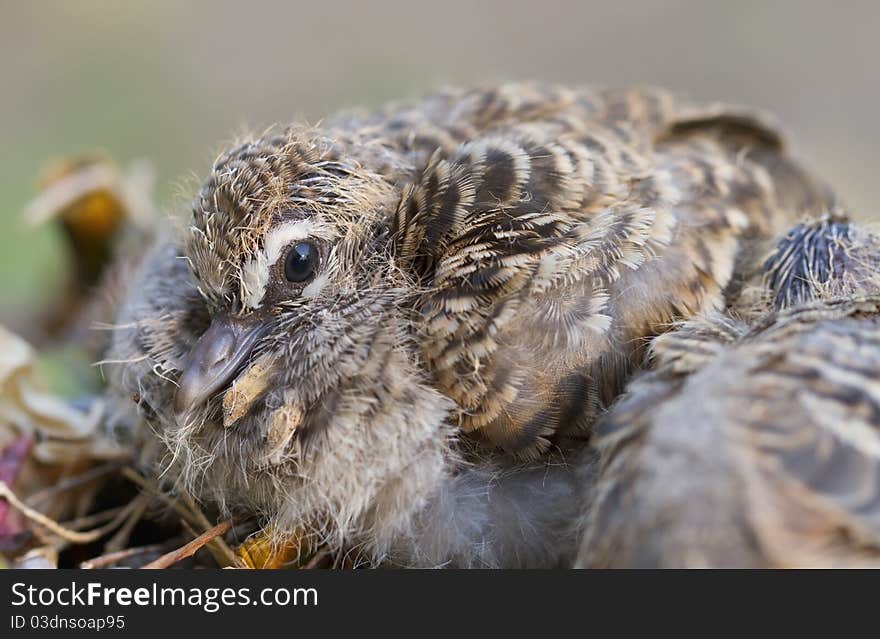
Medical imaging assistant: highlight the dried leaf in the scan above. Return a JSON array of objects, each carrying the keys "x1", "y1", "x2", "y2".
[
  {"x1": 0, "y1": 434, "x2": 32, "y2": 539},
  {"x1": 0, "y1": 326, "x2": 130, "y2": 547},
  {"x1": 23, "y1": 155, "x2": 158, "y2": 347},
  {"x1": 234, "y1": 526, "x2": 311, "y2": 569},
  {"x1": 0, "y1": 325, "x2": 127, "y2": 466},
  {"x1": 24, "y1": 155, "x2": 156, "y2": 230}
]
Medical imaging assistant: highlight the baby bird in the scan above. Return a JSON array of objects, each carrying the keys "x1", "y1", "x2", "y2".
[
  {"x1": 106, "y1": 84, "x2": 833, "y2": 567},
  {"x1": 579, "y1": 215, "x2": 880, "y2": 568}
]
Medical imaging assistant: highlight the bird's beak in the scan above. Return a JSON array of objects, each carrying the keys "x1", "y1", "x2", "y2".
[{"x1": 174, "y1": 314, "x2": 267, "y2": 417}]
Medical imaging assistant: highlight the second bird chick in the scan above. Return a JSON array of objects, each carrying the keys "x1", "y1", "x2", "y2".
[{"x1": 580, "y1": 215, "x2": 880, "y2": 568}]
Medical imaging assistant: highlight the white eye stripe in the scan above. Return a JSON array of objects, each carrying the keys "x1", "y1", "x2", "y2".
[
  {"x1": 262, "y1": 219, "x2": 323, "y2": 268},
  {"x1": 240, "y1": 253, "x2": 270, "y2": 308},
  {"x1": 239, "y1": 219, "x2": 334, "y2": 308},
  {"x1": 301, "y1": 272, "x2": 330, "y2": 298}
]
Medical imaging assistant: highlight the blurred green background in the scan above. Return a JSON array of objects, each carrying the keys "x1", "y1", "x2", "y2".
[{"x1": 2, "y1": 0, "x2": 879, "y2": 333}]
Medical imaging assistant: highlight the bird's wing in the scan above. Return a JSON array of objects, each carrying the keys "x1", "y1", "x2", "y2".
[
  {"x1": 582, "y1": 293, "x2": 880, "y2": 568},
  {"x1": 738, "y1": 302, "x2": 880, "y2": 565},
  {"x1": 583, "y1": 217, "x2": 880, "y2": 567},
  {"x1": 392, "y1": 85, "x2": 825, "y2": 456}
]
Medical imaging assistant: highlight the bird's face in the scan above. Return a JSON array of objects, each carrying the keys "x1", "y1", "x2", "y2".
[
  {"x1": 170, "y1": 129, "x2": 415, "y2": 469},
  {"x1": 111, "y1": 128, "x2": 455, "y2": 552}
]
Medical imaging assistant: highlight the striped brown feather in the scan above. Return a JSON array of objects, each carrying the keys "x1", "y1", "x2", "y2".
[
  {"x1": 391, "y1": 85, "x2": 828, "y2": 455},
  {"x1": 580, "y1": 220, "x2": 880, "y2": 567}
]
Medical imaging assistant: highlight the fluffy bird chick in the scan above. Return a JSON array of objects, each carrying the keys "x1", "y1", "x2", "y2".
[
  {"x1": 106, "y1": 84, "x2": 831, "y2": 567},
  {"x1": 579, "y1": 215, "x2": 880, "y2": 567}
]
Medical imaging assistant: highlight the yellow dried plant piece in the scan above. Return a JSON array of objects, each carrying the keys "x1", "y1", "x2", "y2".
[
  {"x1": 234, "y1": 526, "x2": 311, "y2": 569},
  {"x1": 24, "y1": 154, "x2": 156, "y2": 229}
]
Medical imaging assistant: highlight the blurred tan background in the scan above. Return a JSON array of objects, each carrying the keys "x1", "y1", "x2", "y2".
[{"x1": 2, "y1": 0, "x2": 879, "y2": 327}]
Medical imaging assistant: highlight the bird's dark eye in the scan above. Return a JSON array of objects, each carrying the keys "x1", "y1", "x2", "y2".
[{"x1": 284, "y1": 242, "x2": 319, "y2": 283}]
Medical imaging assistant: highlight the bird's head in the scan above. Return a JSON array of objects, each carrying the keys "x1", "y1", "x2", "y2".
[
  {"x1": 106, "y1": 126, "x2": 461, "y2": 558},
  {"x1": 175, "y1": 128, "x2": 406, "y2": 426},
  {"x1": 117, "y1": 127, "x2": 457, "y2": 534}
]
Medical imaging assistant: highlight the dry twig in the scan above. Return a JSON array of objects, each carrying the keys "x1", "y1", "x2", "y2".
[
  {"x1": 102, "y1": 492, "x2": 149, "y2": 553},
  {"x1": 25, "y1": 461, "x2": 122, "y2": 507},
  {"x1": 80, "y1": 544, "x2": 167, "y2": 569},
  {"x1": 141, "y1": 520, "x2": 232, "y2": 569},
  {"x1": 0, "y1": 480, "x2": 138, "y2": 545}
]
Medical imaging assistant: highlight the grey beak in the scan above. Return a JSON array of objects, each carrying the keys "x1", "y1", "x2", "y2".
[{"x1": 174, "y1": 314, "x2": 266, "y2": 416}]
